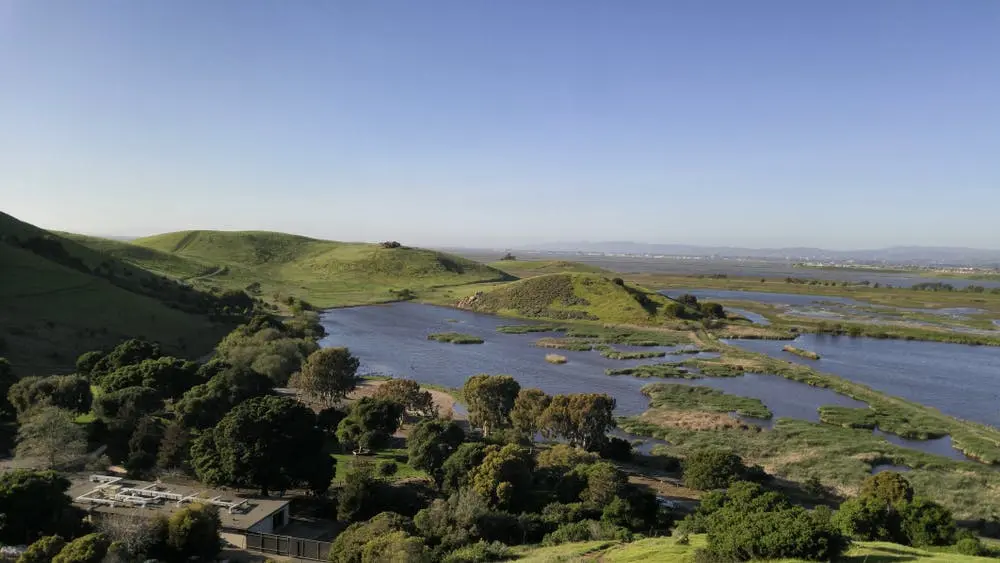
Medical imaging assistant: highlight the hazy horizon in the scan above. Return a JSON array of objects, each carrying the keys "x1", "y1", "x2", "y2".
[{"x1": 2, "y1": 1, "x2": 998, "y2": 249}]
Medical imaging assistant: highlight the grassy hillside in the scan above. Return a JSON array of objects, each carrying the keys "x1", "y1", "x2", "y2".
[
  {"x1": 456, "y1": 273, "x2": 697, "y2": 325},
  {"x1": 58, "y1": 232, "x2": 214, "y2": 279},
  {"x1": 513, "y1": 535, "x2": 992, "y2": 562},
  {"x1": 489, "y1": 259, "x2": 611, "y2": 277},
  {"x1": 0, "y1": 213, "x2": 231, "y2": 375},
  {"x1": 121, "y1": 230, "x2": 514, "y2": 307}
]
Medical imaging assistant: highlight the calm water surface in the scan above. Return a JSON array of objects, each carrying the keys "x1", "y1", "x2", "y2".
[
  {"x1": 730, "y1": 334, "x2": 1000, "y2": 428},
  {"x1": 320, "y1": 303, "x2": 978, "y2": 460}
]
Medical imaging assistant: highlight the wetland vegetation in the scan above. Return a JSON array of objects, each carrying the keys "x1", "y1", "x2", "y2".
[{"x1": 426, "y1": 332, "x2": 485, "y2": 344}]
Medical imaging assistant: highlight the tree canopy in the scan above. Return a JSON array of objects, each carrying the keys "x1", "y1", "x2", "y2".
[
  {"x1": 191, "y1": 395, "x2": 333, "y2": 495},
  {"x1": 0, "y1": 469, "x2": 75, "y2": 545},
  {"x1": 336, "y1": 397, "x2": 403, "y2": 454},
  {"x1": 15, "y1": 407, "x2": 88, "y2": 470},
  {"x1": 463, "y1": 374, "x2": 520, "y2": 436},
  {"x1": 296, "y1": 347, "x2": 360, "y2": 406}
]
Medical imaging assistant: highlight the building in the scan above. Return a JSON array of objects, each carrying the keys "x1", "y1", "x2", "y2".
[{"x1": 68, "y1": 474, "x2": 291, "y2": 535}]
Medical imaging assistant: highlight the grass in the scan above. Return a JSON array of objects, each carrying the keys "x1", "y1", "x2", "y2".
[
  {"x1": 487, "y1": 259, "x2": 612, "y2": 278},
  {"x1": 496, "y1": 324, "x2": 567, "y2": 334},
  {"x1": 605, "y1": 363, "x2": 695, "y2": 378},
  {"x1": 0, "y1": 212, "x2": 231, "y2": 375},
  {"x1": 783, "y1": 345, "x2": 821, "y2": 360},
  {"x1": 456, "y1": 273, "x2": 700, "y2": 326},
  {"x1": 600, "y1": 349, "x2": 667, "y2": 360},
  {"x1": 641, "y1": 383, "x2": 772, "y2": 419},
  {"x1": 330, "y1": 448, "x2": 427, "y2": 484},
  {"x1": 513, "y1": 535, "x2": 996, "y2": 562},
  {"x1": 545, "y1": 353, "x2": 568, "y2": 364},
  {"x1": 535, "y1": 337, "x2": 595, "y2": 351},
  {"x1": 68, "y1": 229, "x2": 514, "y2": 309},
  {"x1": 427, "y1": 332, "x2": 484, "y2": 344}
]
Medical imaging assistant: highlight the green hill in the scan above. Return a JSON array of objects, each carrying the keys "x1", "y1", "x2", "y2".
[
  {"x1": 489, "y1": 259, "x2": 611, "y2": 277},
  {"x1": 0, "y1": 213, "x2": 232, "y2": 375},
  {"x1": 119, "y1": 230, "x2": 514, "y2": 307},
  {"x1": 456, "y1": 273, "x2": 697, "y2": 325}
]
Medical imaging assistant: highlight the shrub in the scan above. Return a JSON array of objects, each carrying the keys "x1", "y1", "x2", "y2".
[
  {"x1": 167, "y1": 503, "x2": 221, "y2": 560},
  {"x1": 52, "y1": 533, "x2": 109, "y2": 563},
  {"x1": 860, "y1": 471, "x2": 914, "y2": 505},
  {"x1": 377, "y1": 461, "x2": 399, "y2": 477},
  {"x1": 898, "y1": 498, "x2": 956, "y2": 547},
  {"x1": 330, "y1": 512, "x2": 414, "y2": 563},
  {"x1": 441, "y1": 540, "x2": 512, "y2": 563},
  {"x1": 18, "y1": 535, "x2": 66, "y2": 563},
  {"x1": 833, "y1": 496, "x2": 897, "y2": 541},
  {"x1": 542, "y1": 520, "x2": 632, "y2": 545},
  {"x1": 955, "y1": 536, "x2": 986, "y2": 556},
  {"x1": 683, "y1": 450, "x2": 747, "y2": 490}
]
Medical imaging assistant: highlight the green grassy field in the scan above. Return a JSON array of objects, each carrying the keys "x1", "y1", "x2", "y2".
[
  {"x1": 513, "y1": 535, "x2": 995, "y2": 562},
  {"x1": 0, "y1": 212, "x2": 230, "y2": 375},
  {"x1": 67, "y1": 230, "x2": 514, "y2": 308},
  {"x1": 456, "y1": 273, "x2": 701, "y2": 326},
  {"x1": 330, "y1": 448, "x2": 428, "y2": 484}
]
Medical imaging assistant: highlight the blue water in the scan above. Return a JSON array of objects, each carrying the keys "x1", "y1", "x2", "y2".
[
  {"x1": 319, "y1": 303, "x2": 980, "y2": 461},
  {"x1": 730, "y1": 334, "x2": 1000, "y2": 428}
]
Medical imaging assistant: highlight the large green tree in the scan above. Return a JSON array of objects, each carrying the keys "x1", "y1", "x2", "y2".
[
  {"x1": 92, "y1": 339, "x2": 161, "y2": 376},
  {"x1": 52, "y1": 533, "x2": 109, "y2": 563},
  {"x1": 372, "y1": 379, "x2": 435, "y2": 418},
  {"x1": 8, "y1": 375, "x2": 92, "y2": 419},
  {"x1": 463, "y1": 374, "x2": 520, "y2": 436},
  {"x1": 407, "y1": 419, "x2": 465, "y2": 483},
  {"x1": 469, "y1": 444, "x2": 534, "y2": 510},
  {"x1": 539, "y1": 393, "x2": 616, "y2": 451},
  {"x1": 297, "y1": 347, "x2": 360, "y2": 406},
  {"x1": 173, "y1": 365, "x2": 273, "y2": 430},
  {"x1": 336, "y1": 398, "x2": 404, "y2": 454},
  {"x1": 167, "y1": 503, "x2": 221, "y2": 560},
  {"x1": 0, "y1": 470, "x2": 76, "y2": 545},
  {"x1": 509, "y1": 388, "x2": 551, "y2": 441},
  {"x1": 96, "y1": 357, "x2": 199, "y2": 399},
  {"x1": 192, "y1": 395, "x2": 333, "y2": 495}
]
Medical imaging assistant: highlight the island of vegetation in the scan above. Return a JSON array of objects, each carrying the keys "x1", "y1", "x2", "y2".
[
  {"x1": 544, "y1": 353, "x2": 568, "y2": 364},
  {"x1": 426, "y1": 332, "x2": 485, "y2": 344},
  {"x1": 783, "y1": 345, "x2": 822, "y2": 360}
]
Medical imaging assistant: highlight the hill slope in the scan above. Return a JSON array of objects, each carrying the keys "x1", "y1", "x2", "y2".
[
  {"x1": 488, "y1": 259, "x2": 611, "y2": 278},
  {"x1": 123, "y1": 230, "x2": 514, "y2": 307},
  {"x1": 0, "y1": 213, "x2": 231, "y2": 375},
  {"x1": 456, "y1": 273, "x2": 696, "y2": 325}
]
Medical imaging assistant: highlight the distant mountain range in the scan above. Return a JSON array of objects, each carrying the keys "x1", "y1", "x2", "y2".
[{"x1": 515, "y1": 242, "x2": 1000, "y2": 266}]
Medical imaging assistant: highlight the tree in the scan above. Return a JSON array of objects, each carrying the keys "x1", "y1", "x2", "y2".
[
  {"x1": 52, "y1": 533, "x2": 109, "y2": 563},
  {"x1": 580, "y1": 462, "x2": 628, "y2": 506},
  {"x1": 167, "y1": 503, "x2": 221, "y2": 560},
  {"x1": 93, "y1": 386, "x2": 162, "y2": 428},
  {"x1": 833, "y1": 495, "x2": 898, "y2": 541},
  {"x1": 336, "y1": 398, "x2": 404, "y2": 454},
  {"x1": 700, "y1": 302, "x2": 726, "y2": 319},
  {"x1": 407, "y1": 419, "x2": 465, "y2": 483},
  {"x1": 95, "y1": 512, "x2": 166, "y2": 561},
  {"x1": 360, "y1": 530, "x2": 429, "y2": 562},
  {"x1": 92, "y1": 339, "x2": 161, "y2": 376},
  {"x1": 860, "y1": 471, "x2": 914, "y2": 505},
  {"x1": 297, "y1": 347, "x2": 359, "y2": 406},
  {"x1": 97, "y1": 357, "x2": 199, "y2": 399},
  {"x1": 156, "y1": 421, "x2": 192, "y2": 470},
  {"x1": 125, "y1": 416, "x2": 165, "y2": 474},
  {"x1": 441, "y1": 443, "x2": 487, "y2": 494},
  {"x1": 75, "y1": 350, "x2": 105, "y2": 378},
  {"x1": 463, "y1": 375, "x2": 520, "y2": 436},
  {"x1": 15, "y1": 407, "x2": 88, "y2": 469},
  {"x1": 18, "y1": 535, "x2": 66, "y2": 563},
  {"x1": 192, "y1": 395, "x2": 333, "y2": 495},
  {"x1": 682, "y1": 450, "x2": 747, "y2": 490},
  {"x1": 174, "y1": 365, "x2": 273, "y2": 429},
  {"x1": 898, "y1": 498, "x2": 956, "y2": 547},
  {"x1": 8, "y1": 375, "x2": 92, "y2": 419},
  {"x1": 0, "y1": 469, "x2": 75, "y2": 544},
  {"x1": 469, "y1": 444, "x2": 534, "y2": 510},
  {"x1": 330, "y1": 511, "x2": 415, "y2": 563},
  {"x1": 510, "y1": 388, "x2": 551, "y2": 440},
  {"x1": 337, "y1": 461, "x2": 380, "y2": 522},
  {"x1": 539, "y1": 394, "x2": 616, "y2": 451},
  {"x1": 372, "y1": 379, "x2": 434, "y2": 418},
  {"x1": 0, "y1": 357, "x2": 17, "y2": 418}
]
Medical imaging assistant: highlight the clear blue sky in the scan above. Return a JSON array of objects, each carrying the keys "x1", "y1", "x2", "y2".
[{"x1": 1, "y1": 1, "x2": 998, "y2": 249}]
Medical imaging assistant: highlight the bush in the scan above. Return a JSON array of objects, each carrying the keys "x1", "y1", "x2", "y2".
[
  {"x1": 377, "y1": 460, "x2": 399, "y2": 477},
  {"x1": 330, "y1": 512, "x2": 414, "y2": 563},
  {"x1": 599, "y1": 437, "x2": 633, "y2": 461},
  {"x1": 683, "y1": 450, "x2": 747, "y2": 490},
  {"x1": 442, "y1": 541, "x2": 513, "y2": 563},
  {"x1": 833, "y1": 496, "x2": 897, "y2": 541},
  {"x1": 955, "y1": 536, "x2": 986, "y2": 556},
  {"x1": 702, "y1": 506, "x2": 848, "y2": 562},
  {"x1": 167, "y1": 503, "x2": 221, "y2": 560},
  {"x1": 18, "y1": 535, "x2": 66, "y2": 563},
  {"x1": 898, "y1": 498, "x2": 956, "y2": 547},
  {"x1": 52, "y1": 533, "x2": 109, "y2": 563},
  {"x1": 860, "y1": 471, "x2": 914, "y2": 505},
  {"x1": 542, "y1": 520, "x2": 632, "y2": 546}
]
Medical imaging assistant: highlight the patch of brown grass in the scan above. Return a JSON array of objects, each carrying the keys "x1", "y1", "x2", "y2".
[{"x1": 640, "y1": 409, "x2": 745, "y2": 431}]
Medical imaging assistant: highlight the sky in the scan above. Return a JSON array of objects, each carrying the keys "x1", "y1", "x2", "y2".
[{"x1": 1, "y1": 1, "x2": 998, "y2": 249}]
